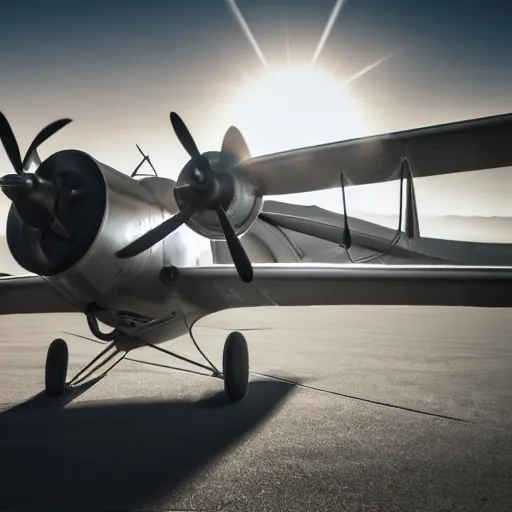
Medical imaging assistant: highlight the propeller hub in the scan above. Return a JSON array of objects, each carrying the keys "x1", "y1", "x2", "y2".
[
  {"x1": 0, "y1": 112, "x2": 74, "y2": 274},
  {"x1": 175, "y1": 151, "x2": 237, "y2": 212},
  {"x1": 2, "y1": 173, "x2": 58, "y2": 230},
  {"x1": 117, "y1": 112, "x2": 255, "y2": 283}
]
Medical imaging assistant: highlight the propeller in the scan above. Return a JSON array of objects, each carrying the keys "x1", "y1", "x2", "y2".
[
  {"x1": 0, "y1": 113, "x2": 73, "y2": 271},
  {"x1": 117, "y1": 112, "x2": 254, "y2": 283}
]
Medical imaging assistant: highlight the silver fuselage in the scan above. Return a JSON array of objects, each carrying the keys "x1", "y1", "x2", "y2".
[
  {"x1": 8, "y1": 150, "x2": 512, "y2": 348},
  {"x1": 41, "y1": 164, "x2": 215, "y2": 345}
]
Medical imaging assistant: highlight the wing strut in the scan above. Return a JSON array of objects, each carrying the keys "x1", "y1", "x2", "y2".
[
  {"x1": 403, "y1": 158, "x2": 420, "y2": 239},
  {"x1": 339, "y1": 161, "x2": 407, "y2": 263},
  {"x1": 339, "y1": 172, "x2": 352, "y2": 250}
]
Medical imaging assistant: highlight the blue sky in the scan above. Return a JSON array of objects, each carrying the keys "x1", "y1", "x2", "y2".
[{"x1": 0, "y1": 0, "x2": 511, "y2": 221}]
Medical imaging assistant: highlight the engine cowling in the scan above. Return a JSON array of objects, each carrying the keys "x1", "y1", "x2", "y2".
[
  {"x1": 6, "y1": 150, "x2": 107, "y2": 276},
  {"x1": 5, "y1": 150, "x2": 173, "y2": 311},
  {"x1": 175, "y1": 151, "x2": 262, "y2": 240}
]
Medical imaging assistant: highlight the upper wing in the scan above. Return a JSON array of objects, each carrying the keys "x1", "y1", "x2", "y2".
[
  {"x1": 233, "y1": 113, "x2": 512, "y2": 195},
  {"x1": 175, "y1": 264, "x2": 512, "y2": 310},
  {"x1": 0, "y1": 275, "x2": 79, "y2": 315}
]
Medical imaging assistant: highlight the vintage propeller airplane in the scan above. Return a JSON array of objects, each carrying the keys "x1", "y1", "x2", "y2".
[{"x1": 1, "y1": 110, "x2": 512, "y2": 402}]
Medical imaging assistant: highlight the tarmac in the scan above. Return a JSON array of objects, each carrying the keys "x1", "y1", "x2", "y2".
[{"x1": 0, "y1": 305, "x2": 511, "y2": 511}]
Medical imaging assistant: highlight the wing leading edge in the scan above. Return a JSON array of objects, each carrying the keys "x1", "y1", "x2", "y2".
[
  {"x1": 175, "y1": 264, "x2": 512, "y2": 310},
  {"x1": 233, "y1": 113, "x2": 512, "y2": 195},
  {"x1": 0, "y1": 275, "x2": 79, "y2": 315}
]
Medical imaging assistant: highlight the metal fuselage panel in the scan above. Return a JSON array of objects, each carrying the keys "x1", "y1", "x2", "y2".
[{"x1": 45, "y1": 162, "x2": 193, "y2": 334}]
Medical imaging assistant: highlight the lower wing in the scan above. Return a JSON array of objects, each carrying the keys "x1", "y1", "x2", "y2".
[
  {"x1": 2, "y1": 265, "x2": 509, "y2": 318},
  {"x1": 0, "y1": 275, "x2": 79, "y2": 315},
  {"x1": 175, "y1": 264, "x2": 512, "y2": 310}
]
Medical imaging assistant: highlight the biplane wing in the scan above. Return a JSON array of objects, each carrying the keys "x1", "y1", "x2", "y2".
[
  {"x1": 175, "y1": 264, "x2": 512, "y2": 310},
  {"x1": 0, "y1": 275, "x2": 78, "y2": 315},
  {"x1": 211, "y1": 200, "x2": 512, "y2": 267},
  {"x1": 233, "y1": 113, "x2": 512, "y2": 195}
]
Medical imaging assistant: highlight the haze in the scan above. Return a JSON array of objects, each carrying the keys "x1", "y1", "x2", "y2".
[{"x1": 1, "y1": 0, "x2": 511, "y2": 254}]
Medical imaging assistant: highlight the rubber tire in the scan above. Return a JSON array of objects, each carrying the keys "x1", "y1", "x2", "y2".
[
  {"x1": 45, "y1": 338, "x2": 69, "y2": 397},
  {"x1": 223, "y1": 331, "x2": 249, "y2": 402}
]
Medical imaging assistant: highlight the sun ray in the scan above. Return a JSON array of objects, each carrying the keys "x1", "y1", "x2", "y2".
[
  {"x1": 225, "y1": 0, "x2": 270, "y2": 72},
  {"x1": 343, "y1": 53, "x2": 395, "y2": 85},
  {"x1": 283, "y1": 2, "x2": 291, "y2": 66},
  {"x1": 311, "y1": 0, "x2": 348, "y2": 66}
]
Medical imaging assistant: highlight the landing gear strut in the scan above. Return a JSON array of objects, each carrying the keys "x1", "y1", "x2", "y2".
[
  {"x1": 43, "y1": 314, "x2": 250, "y2": 402},
  {"x1": 45, "y1": 338, "x2": 68, "y2": 397},
  {"x1": 44, "y1": 330, "x2": 128, "y2": 398},
  {"x1": 137, "y1": 328, "x2": 250, "y2": 402}
]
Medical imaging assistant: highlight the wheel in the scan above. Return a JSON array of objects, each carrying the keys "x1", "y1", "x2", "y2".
[
  {"x1": 223, "y1": 331, "x2": 249, "y2": 402},
  {"x1": 45, "y1": 338, "x2": 69, "y2": 397}
]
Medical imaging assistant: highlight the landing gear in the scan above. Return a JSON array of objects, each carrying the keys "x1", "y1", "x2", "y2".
[
  {"x1": 45, "y1": 338, "x2": 69, "y2": 397},
  {"x1": 138, "y1": 327, "x2": 250, "y2": 402},
  {"x1": 223, "y1": 331, "x2": 249, "y2": 402},
  {"x1": 41, "y1": 316, "x2": 251, "y2": 403},
  {"x1": 43, "y1": 330, "x2": 129, "y2": 399}
]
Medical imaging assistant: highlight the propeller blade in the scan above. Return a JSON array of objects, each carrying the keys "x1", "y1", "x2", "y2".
[
  {"x1": 170, "y1": 112, "x2": 202, "y2": 159},
  {"x1": 49, "y1": 218, "x2": 70, "y2": 240},
  {"x1": 22, "y1": 118, "x2": 72, "y2": 169},
  {"x1": 0, "y1": 112, "x2": 24, "y2": 174},
  {"x1": 216, "y1": 206, "x2": 253, "y2": 283},
  {"x1": 221, "y1": 126, "x2": 251, "y2": 161},
  {"x1": 0, "y1": 174, "x2": 32, "y2": 189},
  {"x1": 170, "y1": 112, "x2": 211, "y2": 179},
  {"x1": 116, "y1": 205, "x2": 197, "y2": 259},
  {"x1": 24, "y1": 148, "x2": 41, "y2": 171}
]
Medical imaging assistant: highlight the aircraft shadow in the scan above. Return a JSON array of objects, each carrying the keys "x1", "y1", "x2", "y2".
[
  {"x1": 0, "y1": 379, "x2": 294, "y2": 511},
  {"x1": 4, "y1": 376, "x2": 105, "y2": 413}
]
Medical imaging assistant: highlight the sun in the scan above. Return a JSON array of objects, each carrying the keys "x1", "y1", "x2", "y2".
[{"x1": 218, "y1": 66, "x2": 367, "y2": 156}]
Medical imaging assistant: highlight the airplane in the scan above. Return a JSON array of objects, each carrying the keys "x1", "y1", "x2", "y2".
[{"x1": 1, "y1": 110, "x2": 512, "y2": 403}]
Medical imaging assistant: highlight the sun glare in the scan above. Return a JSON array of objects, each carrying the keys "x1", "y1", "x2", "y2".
[{"x1": 218, "y1": 66, "x2": 367, "y2": 156}]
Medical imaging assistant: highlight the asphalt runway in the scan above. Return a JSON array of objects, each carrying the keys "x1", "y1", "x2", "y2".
[{"x1": 0, "y1": 306, "x2": 511, "y2": 512}]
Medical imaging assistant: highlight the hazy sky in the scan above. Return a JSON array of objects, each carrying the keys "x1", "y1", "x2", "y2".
[{"x1": 1, "y1": 0, "x2": 511, "y2": 229}]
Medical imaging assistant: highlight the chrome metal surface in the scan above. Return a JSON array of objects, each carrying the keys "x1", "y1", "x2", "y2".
[
  {"x1": 3, "y1": 111, "x2": 512, "y2": 351},
  {"x1": 176, "y1": 152, "x2": 262, "y2": 239},
  {"x1": 232, "y1": 112, "x2": 512, "y2": 195},
  {"x1": 47, "y1": 157, "x2": 179, "y2": 320},
  {"x1": 175, "y1": 264, "x2": 512, "y2": 309}
]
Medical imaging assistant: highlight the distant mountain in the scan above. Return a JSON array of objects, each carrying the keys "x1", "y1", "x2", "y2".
[{"x1": 350, "y1": 213, "x2": 512, "y2": 244}]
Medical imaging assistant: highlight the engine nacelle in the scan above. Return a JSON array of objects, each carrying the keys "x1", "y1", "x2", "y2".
[
  {"x1": 175, "y1": 151, "x2": 262, "y2": 240},
  {"x1": 6, "y1": 150, "x2": 175, "y2": 312}
]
